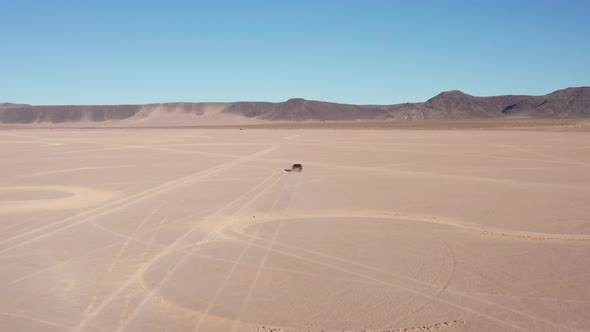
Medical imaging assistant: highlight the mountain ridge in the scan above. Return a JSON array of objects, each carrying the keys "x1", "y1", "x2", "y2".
[{"x1": 1, "y1": 87, "x2": 589, "y2": 125}]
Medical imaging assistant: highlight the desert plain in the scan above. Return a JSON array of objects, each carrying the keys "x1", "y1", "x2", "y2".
[{"x1": 0, "y1": 127, "x2": 589, "y2": 332}]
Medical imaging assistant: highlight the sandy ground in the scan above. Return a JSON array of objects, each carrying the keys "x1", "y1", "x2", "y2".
[{"x1": 0, "y1": 128, "x2": 589, "y2": 332}]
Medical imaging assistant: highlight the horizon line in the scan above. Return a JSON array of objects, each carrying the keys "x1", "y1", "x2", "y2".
[{"x1": 3, "y1": 86, "x2": 589, "y2": 107}]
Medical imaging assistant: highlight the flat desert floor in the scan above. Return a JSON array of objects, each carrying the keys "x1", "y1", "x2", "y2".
[{"x1": 0, "y1": 128, "x2": 589, "y2": 332}]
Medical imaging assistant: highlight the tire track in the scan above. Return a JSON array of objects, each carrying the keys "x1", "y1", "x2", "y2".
[
  {"x1": 228, "y1": 225, "x2": 573, "y2": 331},
  {"x1": 0, "y1": 311, "x2": 79, "y2": 331},
  {"x1": 82, "y1": 200, "x2": 185, "y2": 320},
  {"x1": 105, "y1": 200, "x2": 171, "y2": 273},
  {"x1": 229, "y1": 211, "x2": 590, "y2": 243},
  {"x1": 6, "y1": 203, "x2": 212, "y2": 286},
  {"x1": 175, "y1": 173, "x2": 294, "y2": 332},
  {"x1": 0, "y1": 165, "x2": 136, "y2": 185},
  {"x1": 113, "y1": 203, "x2": 182, "y2": 329},
  {"x1": 72, "y1": 158, "x2": 281, "y2": 332},
  {"x1": 225, "y1": 233, "x2": 528, "y2": 331},
  {"x1": 255, "y1": 319, "x2": 464, "y2": 332},
  {"x1": 387, "y1": 239, "x2": 457, "y2": 328},
  {"x1": 229, "y1": 175, "x2": 302, "y2": 332},
  {"x1": 0, "y1": 143, "x2": 279, "y2": 255},
  {"x1": 112, "y1": 171, "x2": 287, "y2": 332}
]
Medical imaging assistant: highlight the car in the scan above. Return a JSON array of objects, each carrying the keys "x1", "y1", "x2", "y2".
[{"x1": 291, "y1": 164, "x2": 303, "y2": 172}]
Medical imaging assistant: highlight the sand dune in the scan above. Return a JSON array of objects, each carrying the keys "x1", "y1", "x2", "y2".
[{"x1": 0, "y1": 128, "x2": 589, "y2": 331}]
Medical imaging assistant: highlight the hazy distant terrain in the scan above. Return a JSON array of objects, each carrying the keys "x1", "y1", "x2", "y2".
[{"x1": 2, "y1": 87, "x2": 589, "y2": 126}]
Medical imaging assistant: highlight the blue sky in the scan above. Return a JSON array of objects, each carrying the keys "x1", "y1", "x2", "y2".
[{"x1": 1, "y1": 0, "x2": 589, "y2": 105}]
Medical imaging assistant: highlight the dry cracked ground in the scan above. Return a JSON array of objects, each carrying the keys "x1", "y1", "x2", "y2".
[{"x1": 0, "y1": 128, "x2": 589, "y2": 332}]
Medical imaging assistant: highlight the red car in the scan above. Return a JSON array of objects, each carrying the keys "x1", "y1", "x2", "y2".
[{"x1": 291, "y1": 164, "x2": 303, "y2": 172}]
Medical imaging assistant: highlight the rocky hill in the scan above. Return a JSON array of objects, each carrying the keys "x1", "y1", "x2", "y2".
[{"x1": 381, "y1": 87, "x2": 590, "y2": 120}]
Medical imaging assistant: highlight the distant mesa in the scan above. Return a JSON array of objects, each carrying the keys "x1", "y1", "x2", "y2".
[{"x1": 1, "y1": 87, "x2": 589, "y2": 126}]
